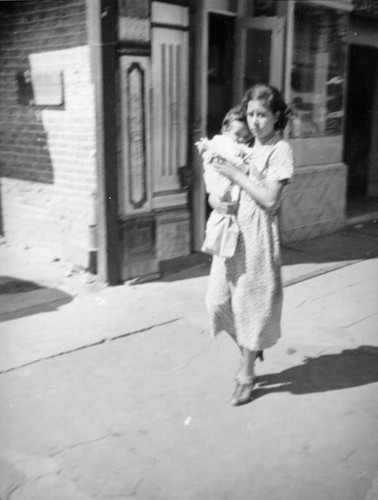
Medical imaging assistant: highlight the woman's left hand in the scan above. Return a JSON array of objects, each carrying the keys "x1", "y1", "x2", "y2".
[{"x1": 212, "y1": 156, "x2": 239, "y2": 181}]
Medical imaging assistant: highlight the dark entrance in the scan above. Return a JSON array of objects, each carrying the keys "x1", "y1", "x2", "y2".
[
  {"x1": 207, "y1": 13, "x2": 235, "y2": 138},
  {"x1": 206, "y1": 13, "x2": 235, "y2": 216},
  {"x1": 344, "y1": 44, "x2": 378, "y2": 217}
]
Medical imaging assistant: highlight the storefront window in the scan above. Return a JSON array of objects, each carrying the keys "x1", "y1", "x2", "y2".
[{"x1": 289, "y1": 3, "x2": 347, "y2": 139}]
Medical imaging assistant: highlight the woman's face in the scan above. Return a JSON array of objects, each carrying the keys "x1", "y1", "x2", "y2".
[{"x1": 246, "y1": 99, "x2": 278, "y2": 142}]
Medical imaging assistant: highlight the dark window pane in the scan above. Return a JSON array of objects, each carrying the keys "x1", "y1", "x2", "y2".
[
  {"x1": 244, "y1": 29, "x2": 271, "y2": 89},
  {"x1": 289, "y1": 4, "x2": 347, "y2": 138}
]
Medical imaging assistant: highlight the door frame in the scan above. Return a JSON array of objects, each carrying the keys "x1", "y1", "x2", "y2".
[
  {"x1": 190, "y1": 1, "x2": 238, "y2": 251},
  {"x1": 190, "y1": 0, "x2": 286, "y2": 251}
]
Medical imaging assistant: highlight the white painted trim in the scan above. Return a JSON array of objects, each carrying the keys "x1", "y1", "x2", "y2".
[
  {"x1": 304, "y1": 0, "x2": 354, "y2": 12},
  {"x1": 270, "y1": 17, "x2": 285, "y2": 89},
  {"x1": 284, "y1": 1, "x2": 294, "y2": 103},
  {"x1": 151, "y1": 2, "x2": 189, "y2": 26},
  {"x1": 206, "y1": 0, "x2": 237, "y2": 13},
  {"x1": 207, "y1": 9, "x2": 237, "y2": 16},
  {"x1": 153, "y1": 192, "x2": 187, "y2": 209},
  {"x1": 191, "y1": 1, "x2": 208, "y2": 251}
]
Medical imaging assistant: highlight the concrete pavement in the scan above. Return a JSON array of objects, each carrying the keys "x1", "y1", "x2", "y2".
[{"x1": 0, "y1": 220, "x2": 377, "y2": 500}]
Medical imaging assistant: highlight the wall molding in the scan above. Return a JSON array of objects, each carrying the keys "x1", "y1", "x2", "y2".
[{"x1": 117, "y1": 40, "x2": 151, "y2": 57}]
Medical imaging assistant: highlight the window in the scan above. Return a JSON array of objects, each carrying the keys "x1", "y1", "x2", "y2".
[{"x1": 289, "y1": 3, "x2": 347, "y2": 139}]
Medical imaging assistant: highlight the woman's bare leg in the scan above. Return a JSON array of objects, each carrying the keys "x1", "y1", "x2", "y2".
[
  {"x1": 238, "y1": 349, "x2": 257, "y2": 384},
  {"x1": 230, "y1": 348, "x2": 258, "y2": 405}
]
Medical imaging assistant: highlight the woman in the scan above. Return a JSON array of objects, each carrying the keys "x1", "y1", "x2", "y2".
[{"x1": 205, "y1": 84, "x2": 294, "y2": 406}]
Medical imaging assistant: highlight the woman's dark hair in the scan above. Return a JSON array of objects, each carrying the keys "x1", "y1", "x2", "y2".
[
  {"x1": 241, "y1": 84, "x2": 291, "y2": 131},
  {"x1": 221, "y1": 105, "x2": 247, "y2": 133}
]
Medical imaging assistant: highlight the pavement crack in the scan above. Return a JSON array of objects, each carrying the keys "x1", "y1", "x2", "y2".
[
  {"x1": 109, "y1": 318, "x2": 180, "y2": 343},
  {"x1": 344, "y1": 311, "x2": 378, "y2": 328},
  {"x1": 289, "y1": 282, "x2": 362, "y2": 311},
  {"x1": 49, "y1": 432, "x2": 122, "y2": 457},
  {"x1": 126, "y1": 477, "x2": 143, "y2": 498},
  {"x1": 0, "y1": 318, "x2": 181, "y2": 375},
  {"x1": 340, "y1": 448, "x2": 356, "y2": 462},
  {"x1": 7, "y1": 471, "x2": 60, "y2": 500}
]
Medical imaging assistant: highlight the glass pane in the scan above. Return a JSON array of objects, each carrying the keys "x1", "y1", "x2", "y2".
[
  {"x1": 119, "y1": 0, "x2": 148, "y2": 18},
  {"x1": 289, "y1": 4, "x2": 347, "y2": 138},
  {"x1": 244, "y1": 29, "x2": 271, "y2": 90},
  {"x1": 247, "y1": 0, "x2": 277, "y2": 17}
]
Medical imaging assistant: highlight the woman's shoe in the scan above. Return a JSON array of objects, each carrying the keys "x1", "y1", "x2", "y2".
[
  {"x1": 256, "y1": 350, "x2": 264, "y2": 362},
  {"x1": 230, "y1": 381, "x2": 255, "y2": 406}
]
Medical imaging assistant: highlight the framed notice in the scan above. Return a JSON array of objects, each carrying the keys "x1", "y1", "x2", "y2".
[{"x1": 31, "y1": 70, "x2": 64, "y2": 106}]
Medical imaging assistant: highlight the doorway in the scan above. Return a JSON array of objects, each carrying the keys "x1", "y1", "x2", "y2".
[
  {"x1": 190, "y1": 4, "x2": 286, "y2": 251},
  {"x1": 206, "y1": 13, "x2": 235, "y2": 217},
  {"x1": 207, "y1": 13, "x2": 235, "y2": 138},
  {"x1": 344, "y1": 44, "x2": 378, "y2": 217}
]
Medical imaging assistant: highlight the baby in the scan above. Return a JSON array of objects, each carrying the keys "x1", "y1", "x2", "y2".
[
  {"x1": 196, "y1": 106, "x2": 252, "y2": 203},
  {"x1": 195, "y1": 106, "x2": 252, "y2": 258}
]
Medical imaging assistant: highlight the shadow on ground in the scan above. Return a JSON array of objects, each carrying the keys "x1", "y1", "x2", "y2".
[
  {"x1": 0, "y1": 276, "x2": 44, "y2": 294},
  {"x1": 0, "y1": 276, "x2": 73, "y2": 322},
  {"x1": 159, "y1": 220, "x2": 378, "y2": 282},
  {"x1": 282, "y1": 221, "x2": 378, "y2": 265},
  {"x1": 251, "y1": 346, "x2": 378, "y2": 403}
]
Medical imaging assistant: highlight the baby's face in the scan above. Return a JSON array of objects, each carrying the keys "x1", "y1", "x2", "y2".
[{"x1": 226, "y1": 121, "x2": 251, "y2": 144}]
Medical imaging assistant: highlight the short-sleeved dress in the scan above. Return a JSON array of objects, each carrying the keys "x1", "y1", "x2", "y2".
[{"x1": 205, "y1": 135, "x2": 294, "y2": 351}]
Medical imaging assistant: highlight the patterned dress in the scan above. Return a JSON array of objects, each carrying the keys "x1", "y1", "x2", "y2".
[{"x1": 205, "y1": 135, "x2": 294, "y2": 351}]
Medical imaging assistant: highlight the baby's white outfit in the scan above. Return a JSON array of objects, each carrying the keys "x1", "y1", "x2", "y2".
[
  {"x1": 195, "y1": 134, "x2": 252, "y2": 258},
  {"x1": 197, "y1": 134, "x2": 251, "y2": 201}
]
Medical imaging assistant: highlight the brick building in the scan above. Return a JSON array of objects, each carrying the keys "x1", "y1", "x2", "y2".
[
  {"x1": 1, "y1": 0, "x2": 378, "y2": 284},
  {"x1": 0, "y1": 0, "x2": 98, "y2": 268}
]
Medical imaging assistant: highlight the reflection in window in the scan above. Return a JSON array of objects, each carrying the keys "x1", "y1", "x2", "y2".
[{"x1": 289, "y1": 4, "x2": 347, "y2": 139}]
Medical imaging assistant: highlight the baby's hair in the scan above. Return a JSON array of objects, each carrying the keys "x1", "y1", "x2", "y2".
[
  {"x1": 241, "y1": 84, "x2": 291, "y2": 131},
  {"x1": 221, "y1": 105, "x2": 247, "y2": 133}
]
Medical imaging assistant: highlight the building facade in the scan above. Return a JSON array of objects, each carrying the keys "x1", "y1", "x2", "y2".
[
  {"x1": 0, "y1": 0, "x2": 97, "y2": 267},
  {"x1": 0, "y1": 0, "x2": 377, "y2": 284}
]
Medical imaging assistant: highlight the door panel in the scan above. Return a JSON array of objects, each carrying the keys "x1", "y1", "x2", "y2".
[
  {"x1": 236, "y1": 17, "x2": 284, "y2": 97},
  {"x1": 151, "y1": 27, "x2": 189, "y2": 194}
]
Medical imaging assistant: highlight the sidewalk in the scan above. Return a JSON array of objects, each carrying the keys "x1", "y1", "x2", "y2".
[
  {"x1": 0, "y1": 219, "x2": 377, "y2": 325},
  {"x1": 0, "y1": 221, "x2": 377, "y2": 500}
]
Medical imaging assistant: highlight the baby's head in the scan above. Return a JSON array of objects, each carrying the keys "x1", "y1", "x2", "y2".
[{"x1": 221, "y1": 106, "x2": 251, "y2": 144}]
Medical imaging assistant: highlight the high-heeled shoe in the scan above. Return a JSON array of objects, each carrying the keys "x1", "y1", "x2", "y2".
[
  {"x1": 256, "y1": 350, "x2": 264, "y2": 362},
  {"x1": 230, "y1": 380, "x2": 255, "y2": 406}
]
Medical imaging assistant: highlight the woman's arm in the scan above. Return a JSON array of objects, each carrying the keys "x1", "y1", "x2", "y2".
[
  {"x1": 233, "y1": 172, "x2": 285, "y2": 210},
  {"x1": 212, "y1": 160, "x2": 285, "y2": 211}
]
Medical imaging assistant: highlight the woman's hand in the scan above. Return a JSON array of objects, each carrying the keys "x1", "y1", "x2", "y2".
[
  {"x1": 211, "y1": 156, "x2": 240, "y2": 181},
  {"x1": 208, "y1": 194, "x2": 237, "y2": 215}
]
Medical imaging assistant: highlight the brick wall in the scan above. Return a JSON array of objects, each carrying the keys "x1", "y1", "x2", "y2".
[{"x1": 0, "y1": 0, "x2": 98, "y2": 267}]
